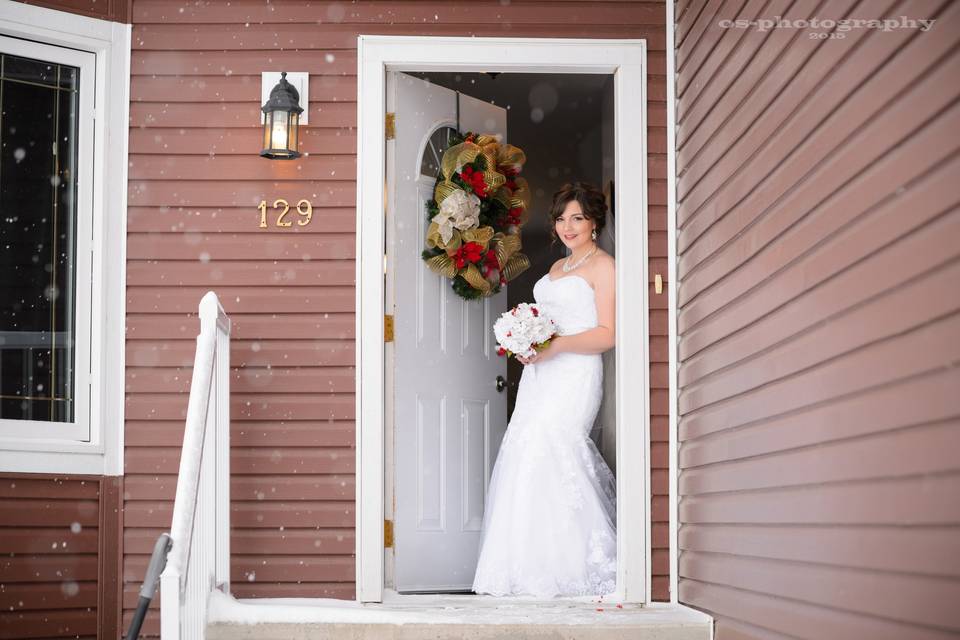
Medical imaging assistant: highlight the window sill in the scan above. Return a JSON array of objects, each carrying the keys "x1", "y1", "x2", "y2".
[{"x1": 0, "y1": 441, "x2": 112, "y2": 475}]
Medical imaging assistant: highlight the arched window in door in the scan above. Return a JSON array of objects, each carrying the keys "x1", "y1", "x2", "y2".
[{"x1": 419, "y1": 126, "x2": 458, "y2": 179}]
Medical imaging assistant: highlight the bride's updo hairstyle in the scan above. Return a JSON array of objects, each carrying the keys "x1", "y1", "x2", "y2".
[{"x1": 547, "y1": 181, "x2": 608, "y2": 246}]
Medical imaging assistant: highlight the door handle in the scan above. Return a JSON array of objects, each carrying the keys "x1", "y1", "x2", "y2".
[{"x1": 495, "y1": 375, "x2": 506, "y2": 393}]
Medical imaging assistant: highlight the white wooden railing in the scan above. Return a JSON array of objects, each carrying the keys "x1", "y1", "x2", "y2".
[{"x1": 160, "y1": 292, "x2": 231, "y2": 640}]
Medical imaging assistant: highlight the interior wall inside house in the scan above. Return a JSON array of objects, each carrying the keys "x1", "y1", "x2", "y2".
[
  {"x1": 408, "y1": 71, "x2": 617, "y2": 471},
  {"x1": 597, "y1": 79, "x2": 617, "y2": 474}
]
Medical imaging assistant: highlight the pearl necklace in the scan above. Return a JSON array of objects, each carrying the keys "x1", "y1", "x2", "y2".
[{"x1": 562, "y1": 244, "x2": 598, "y2": 273}]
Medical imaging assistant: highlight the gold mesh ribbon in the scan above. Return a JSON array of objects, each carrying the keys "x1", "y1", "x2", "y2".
[
  {"x1": 490, "y1": 232, "x2": 520, "y2": 270},
  {"x1": 437, "y1": 140, "x2": 505, "y2": 209},
  {"x1": 425, "y1": 226, "x2": 498, "y2": 281},
  {"x1": 426, "y1": 132, "x2": 532, "y2": 297},
  {"x1": 434, "y1": 179, "x2": 461, "y2": 206},
  {"x1": 489, "y1": 179, "x2": 530, "y2": 226},
  {"x1": 496, "y1": 143, "x2": 526, "y2": 175},
  {"x1": 502, "y1": 252, "x2": 531, "y2": 282},
  {"x1": 426, "y1": 221, "x2": 460, "y2": 252},
  {"x1": 509, "y1": 176, "x2": 531, "y2": 223},
  {"x1": 424, "y1": 253, "x2": 457, "y2": 279},
  {"x1": 440, "y1": 142, "x2": 479, "y2": 181},
  {"x1": 461, "y1": 226, "x2": 494, "y2": 250},
  {"x1": 461, "y1": 263, "x2": 492, "y2": 294},
  {"x1": 487, "y1": 231, "x2": 531, "y2": 286},
  {"x1": 491, "y1": 187, "x2": 512, "y2": 211},
  {"x1": 476, "y1": 138, "x2": 505, "y2": 192},
  {"x1": 426, "y1": 218, "x2": 496, "y2": 253}
]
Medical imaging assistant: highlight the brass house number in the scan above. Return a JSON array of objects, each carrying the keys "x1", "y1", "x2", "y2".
[{"x1": 258, "y1": 199, "x2": 313, "y2": 228}]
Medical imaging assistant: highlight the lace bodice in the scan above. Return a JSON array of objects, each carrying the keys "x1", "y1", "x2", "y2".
[{"x1": 533, "y1": 273, "x2": 598, "y2": 336}]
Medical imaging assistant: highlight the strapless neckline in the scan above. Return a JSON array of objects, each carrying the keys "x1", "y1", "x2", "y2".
[{"x1": 542, "y1": 272, "x2": 595, "y2": 292}]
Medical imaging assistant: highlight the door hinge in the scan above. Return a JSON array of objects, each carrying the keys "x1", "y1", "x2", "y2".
[
  {"x1": 384, "y1": 314, "x2": 394, "y2": 342},
  {"x1": 385, "y1": 112, "x2": 395, "y2": 140},
  {"x1": 384, "y1": 519, "x2": 394, "y2": 548}
]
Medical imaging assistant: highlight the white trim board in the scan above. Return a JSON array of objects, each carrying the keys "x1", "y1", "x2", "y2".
[
  {"x1": 666, "y1": 0, "x2": 680, "y2": 606},
  {"x1": 0, "y1": 0, "x2": 130, "y2": 476},
  {"x1": 356, "y1": 35, "x2": 651, "y2": 604}
]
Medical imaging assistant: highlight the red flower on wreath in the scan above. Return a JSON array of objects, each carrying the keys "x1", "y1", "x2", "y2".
[
  {"x1": 496, "y1": 206, "x2": 523, "y2": 228},
  {"x1": 481, "y1": 249, "x2": 500, "y2": 276},
  {"x1": 459, "y1": 165, "x2": 488, "y2": 198},
  {"x1": 451, "y1": 241, "x2": 484, "y2": 269}
]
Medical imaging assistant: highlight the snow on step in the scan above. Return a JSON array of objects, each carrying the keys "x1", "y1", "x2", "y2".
[{"x1": 205, "y1": 590, "x2": 712, "y2": 640}]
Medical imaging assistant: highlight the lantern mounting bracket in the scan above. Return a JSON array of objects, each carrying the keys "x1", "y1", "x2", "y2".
[{"x1": 261, "y1": 71, "x2": 308, "y2": 125}]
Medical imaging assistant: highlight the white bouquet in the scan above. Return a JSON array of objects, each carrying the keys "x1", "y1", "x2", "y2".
[{"x1": 493, "y1": 303, "x2": 558, "y2": 360}]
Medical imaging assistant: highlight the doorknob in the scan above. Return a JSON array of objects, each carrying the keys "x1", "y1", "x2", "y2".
[{"x1": 495, "y1": 375, "x2": 506, "y2": 392}]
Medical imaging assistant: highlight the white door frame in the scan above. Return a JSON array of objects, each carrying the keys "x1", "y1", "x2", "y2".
[{"x1": 355, "y1": 35, "x2": 651, "y2": 604}]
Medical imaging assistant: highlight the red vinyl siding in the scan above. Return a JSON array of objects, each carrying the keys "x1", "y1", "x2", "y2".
[
  {"x1": 15, "y1": 0, "x2": 131, "y2": 23},
  {"x1": 675, "y1": 0, "x2": 960, "y2": 637},
  {"x1": 0, "y1": 475, "x2": 122, "y2": 640},
  {"x1": 123, "y1": 3, "x2": 670, "y2": 632}
]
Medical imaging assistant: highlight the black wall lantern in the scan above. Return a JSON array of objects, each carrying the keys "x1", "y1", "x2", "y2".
[{"x1": 261, "y1": 72, "x2": 303, "y2": 159}]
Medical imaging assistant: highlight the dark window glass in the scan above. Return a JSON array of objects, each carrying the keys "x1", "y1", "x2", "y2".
[
  {"x1": 0, "y1": 52, "x2": 79, "y2": 422},
  {"x1": 4, "y1": 54, "x2": 58, "y2": 87},
  {"x1": 420, "y1": 126, "x2": 457, "y2": 178}
]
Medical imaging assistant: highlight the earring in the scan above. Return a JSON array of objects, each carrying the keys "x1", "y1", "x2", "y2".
[{"x1": 591, "y1": 229, "x2": 597, "y2": 240}]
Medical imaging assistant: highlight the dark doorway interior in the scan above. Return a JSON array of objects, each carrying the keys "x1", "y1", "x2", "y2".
[{"x1": 407, "y1": 71, "x2": 617, "y2": 470}]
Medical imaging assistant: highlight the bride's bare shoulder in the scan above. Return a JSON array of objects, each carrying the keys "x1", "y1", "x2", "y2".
[
  {"x1": 594, "y1": 250, "x2": 615, "y2": 273},
  {"x1": 590, "y1": 252, "x2": 615, "y2": 287}
]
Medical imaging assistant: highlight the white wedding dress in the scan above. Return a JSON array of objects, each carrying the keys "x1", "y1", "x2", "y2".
[{"x1": 471, "y1": 271, "x2": 617, "y2": 598}]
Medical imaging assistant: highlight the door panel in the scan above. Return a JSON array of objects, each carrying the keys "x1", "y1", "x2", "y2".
[{"x1": 387, "y1": 71, "x2": 508, "y2": 591}]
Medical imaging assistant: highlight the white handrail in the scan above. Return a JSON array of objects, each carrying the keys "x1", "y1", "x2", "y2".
[{"x1": 160, "y1": 292, "x2": 231, "y2": 640}]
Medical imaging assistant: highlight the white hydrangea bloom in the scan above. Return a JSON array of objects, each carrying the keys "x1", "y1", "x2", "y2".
[{"x1": 493, "y1": 303, "x2": 557, "y2": 359}]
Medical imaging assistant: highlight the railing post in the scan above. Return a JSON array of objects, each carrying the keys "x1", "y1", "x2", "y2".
[
  {"x1": 158, "y1": 292, "x2": 231, "y2": 640},
  {"x1": 159, "y1": 571, "x2": 180, "y2": 640},
  {"x1": 215, "y1": 307, "x2": 231, "y2": 592}
]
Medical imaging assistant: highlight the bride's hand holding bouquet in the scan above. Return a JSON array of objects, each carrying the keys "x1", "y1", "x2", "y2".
[
  {"x1": 515, "y1": 340, "x2": 561, "y2": 365},
  {"x1": 493, "y1": 303, "x2": 561, "y2": 366}
]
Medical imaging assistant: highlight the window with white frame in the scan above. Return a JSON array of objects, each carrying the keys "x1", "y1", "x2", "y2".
[
  {"x1": 0, "y1": 38, "x2": 95, "y2": 441},
  {"x1": 0, "y1": 0, "x2": 129, "y2": 475}
]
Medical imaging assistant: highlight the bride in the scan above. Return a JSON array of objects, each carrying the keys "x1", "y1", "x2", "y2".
[{"x1": 472, "y1": 181, "x2": 617, "y2": 598}]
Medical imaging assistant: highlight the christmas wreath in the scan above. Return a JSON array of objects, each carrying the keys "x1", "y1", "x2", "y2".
[{"x1": 421, "y1": 130, "x2": 531, "y2": 300}]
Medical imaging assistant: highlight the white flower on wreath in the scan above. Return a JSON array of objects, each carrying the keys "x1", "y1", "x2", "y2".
[{"x1": 432, "y1": 189, "x2": 481, "y2": 244}]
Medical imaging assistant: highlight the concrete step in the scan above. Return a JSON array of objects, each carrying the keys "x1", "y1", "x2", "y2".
[{"x1": 205, "y1": 591, "x2": 713, "y2": 640}]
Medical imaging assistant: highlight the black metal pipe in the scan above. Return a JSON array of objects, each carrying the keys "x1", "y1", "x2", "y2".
[
  {"x1": 124, "y1": 533, "x2": 172, "y2": 640},
  {"x1": 125, "y1": 597, "x2": 151, "y2": 640}
]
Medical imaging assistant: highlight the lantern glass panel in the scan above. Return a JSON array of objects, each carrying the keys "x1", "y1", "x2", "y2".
[
  {"x1": 289, "y1": 111, "x2": 299, "y2": 153},
  {"x1": 262, "y1": 110, "x2": 273, "y2": 150},
  {"x1": 271, "y1": 110, "x2": 289, "y2": 151}
]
